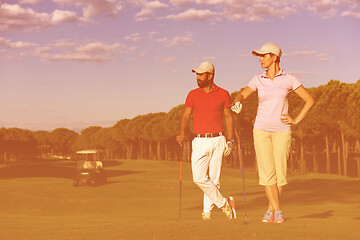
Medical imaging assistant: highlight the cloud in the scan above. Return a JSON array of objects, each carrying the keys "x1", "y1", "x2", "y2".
[
  {"x1": 0, "y1": 3, "x2": 78, "y2": 32},
  {"x1": 20, "y1": 0, "x2": 43, "y2": 4},
  {"x1": 164, "y1": 8, "x2": 218, "y2": 21},
  {"x1": 148, "y1": 31, "x2": 159, "y2": 39},
  {"x1": 135, "y1": 1, "x2": 169, "y2": 21},
  {"x1": 49, "y1": 42, "x2": 125, "y2": 62},
  {"x1": 9, "y1": 41, "x2": 38, "y2": 48},
  {"x1": 316, "y1": 53, "x2": 332, "y2": 62},
  {"x1": 30, "y1": 40, "x2": 129, "y2": 63},
  {"x1": 166, "y1": 0, "x2": 360, "y2": 22},
  {"x1": 169, "y1": 0, "x2": 360, "y2": 21},
  {"x1": 50, "y1": 53, "x2": 110, "y2": 62},
  {"x1": 165, "y1": 32, "x2": 194, "y2": 47},
  {"x1": 126, "y1": 45, "x2": 137, "y2": 53},
  {"x1": 223, "y1": 1, "x2": 297, "y2": 22},
  {"x1": 341, "y1": 10, "x2": 360, "y2": 18},
  {"x1": 76, "y1": 42, "x2": 124, "y2": 54},
  {"x1": 51, "y1": 39, "x2": 76, "y2": 48},
  {"x1": 157, "y1": 37, "x2": 168, "y2": 43},
  {"x1": 0, "y1": 37, "x2": 37, "y2": 49},
  {"x1": 33, "y1": 46, "x2": 52, "y2": 56},
  {"x1": 288, "y1": 71, "x2": 320, "y2": 78},
  {"x1": 51, "y1": 9, "x2": 78, "y2": 23},
  {"x1": 0, "y1": 37, "x2": 10, "y2": 47},
  {"x1": 54, "y1": 0, "x2": 124, "y2": 21},
  {"x1": 3, "y1": 0, "x2": 359, "y2": 33},
  {"x1": 285, "y1": 49, "x2": 332, "y2": 62},
  {"x1": 204, "y1": 56, "x2": 217, "y2": 61},
  {"x1": 307, "y1": 0, "x2": 339, "y2": 18},
  {"x1": 285, "y1": 50, "x2": 318, "y2": 56},
  {"x1": 169, "y1": 0, "x2": 192, "y2": 7},
  {"x1": 162, "y1": 57, "x2": 176, "y2": 63},
  {"x1": 124, "y1": 33, "x2": 142, "y2": 42}
]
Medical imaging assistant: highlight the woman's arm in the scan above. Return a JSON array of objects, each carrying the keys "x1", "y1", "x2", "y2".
[
  {"x1": 281, "y1": 85, "x2": 315, "y2": 125},
  {"x1": 234, "y1": 86, "x2": 255, "y2": 103},
  {"x1": 231, "y1": 86, "x2": 255, "y2": 114}
]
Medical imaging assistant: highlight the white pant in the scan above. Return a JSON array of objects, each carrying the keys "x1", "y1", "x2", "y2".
[{"x1": 191, "y1": 136, "x2": 226, "y2": 213}]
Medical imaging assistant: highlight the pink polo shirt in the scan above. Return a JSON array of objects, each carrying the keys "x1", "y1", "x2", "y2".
[{"x1": 248, "y1": 69, "x2": 302, "y2": 132}]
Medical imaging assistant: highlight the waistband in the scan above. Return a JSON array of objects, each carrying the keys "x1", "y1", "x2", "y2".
[{"x1": 195, "y1": 132, "x2": 224, "y2": 138}]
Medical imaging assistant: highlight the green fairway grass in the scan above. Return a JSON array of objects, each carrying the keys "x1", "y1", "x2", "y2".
[{"x1": 0, "y1": 159, "x2": 359, "y2": 240}]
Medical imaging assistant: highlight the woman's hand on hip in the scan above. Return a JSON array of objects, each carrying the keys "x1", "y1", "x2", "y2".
[{"x1": 281, "y1": 114, "x2": 296, "y2": 125}]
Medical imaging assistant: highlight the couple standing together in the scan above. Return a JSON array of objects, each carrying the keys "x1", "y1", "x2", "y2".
[{"x1": 176, "y1": 42, "x2": 314, "y2": 223}]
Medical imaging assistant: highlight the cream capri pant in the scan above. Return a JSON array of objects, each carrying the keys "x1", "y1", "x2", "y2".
[
  {"x1": 253, "y1": 128, "x2": 292, "y2": 186},
  {"x1": 191, "y1": 136, "x2": 227, "y2": 213}
]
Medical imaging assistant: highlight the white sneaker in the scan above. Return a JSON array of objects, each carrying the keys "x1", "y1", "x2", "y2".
[
  {"x1": 228, "y1": 196, "x2": 236, "y2": 219},
  {"x1": 202, "y1": 212, "x2": 211, "y2": 220},
  {"x1": 222, "y1": 197, "x2": 235, "y2": 219}
]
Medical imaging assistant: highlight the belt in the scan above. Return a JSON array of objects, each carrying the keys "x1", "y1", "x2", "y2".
[{"x1": 195, "y1": 132, "x2": 223, "y2": 138}]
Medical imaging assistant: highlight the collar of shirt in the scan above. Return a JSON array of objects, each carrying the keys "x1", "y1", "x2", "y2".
[
  {"x1": 196, "y1": 84, "x2": 219, "y2": 93},
  {"x1": 261, "y1": 68, "x2": 286, "y2": 79}
]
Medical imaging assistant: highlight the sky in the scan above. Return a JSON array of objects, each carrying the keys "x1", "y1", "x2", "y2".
[{"x1": 1, "y1": 0, "x2": 360, "y2": 132}]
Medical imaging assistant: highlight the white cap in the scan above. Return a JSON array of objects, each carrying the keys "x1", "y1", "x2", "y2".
[
  {"x1": 192, "y1": 62, "x2": 215, "y2": 74},
  {"x1": 252, "y1": 42, "x2": 282, "y2": 58}
]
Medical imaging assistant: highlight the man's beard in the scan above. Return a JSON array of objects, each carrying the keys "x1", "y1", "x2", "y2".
[{"x1": 197, "y1": 79, "x2": 211, "y2": 88}]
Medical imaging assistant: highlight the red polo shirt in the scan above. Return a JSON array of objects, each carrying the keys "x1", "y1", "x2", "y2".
[{"x1": 185, "y1": 84, "x2": 232, "y2": 134}]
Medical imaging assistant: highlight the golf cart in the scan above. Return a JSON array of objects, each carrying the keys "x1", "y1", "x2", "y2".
[{"x1": 73, "y1": 149, "x2": 107, "y2": 187}]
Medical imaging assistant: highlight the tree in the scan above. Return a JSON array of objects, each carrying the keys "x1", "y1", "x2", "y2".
[
  {"x1": 0, "y1": 128, "x2": 38, "y2": 162},
  {"x1": 33, "y1": 130, "x2": 51, "y2": 159},
  {"x1": 50, "y1": 128, "x2": 78, "y2": 158},
  {"x1": 72, "y1": 126, "x2": 103, "y2": 151},
  {"x1": 112, "y1": 119, "x2": 131, "y2": 159}
]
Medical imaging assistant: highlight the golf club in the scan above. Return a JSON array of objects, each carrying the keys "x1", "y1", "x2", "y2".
[
  {"x1": 240, "y1": 149, "x2": 248, "y2": 224},
  {"x1": 179, "y1": 151, "x2": 183, "y2": 221}
]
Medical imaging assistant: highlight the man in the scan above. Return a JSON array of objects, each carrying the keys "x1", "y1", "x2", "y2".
[{"x1": 176, "y1": 61, "x2": 236, "y2": 220}]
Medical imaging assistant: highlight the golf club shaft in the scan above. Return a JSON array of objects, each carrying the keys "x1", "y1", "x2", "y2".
[
  {"x1": 240, "y1": 149, "x2": 248, "y2": 222},
  {"x1": 179, "y1": 159, "x2": 182, "y2": 220}
]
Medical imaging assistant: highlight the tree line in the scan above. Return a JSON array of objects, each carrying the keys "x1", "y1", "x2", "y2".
[{"x1": 1, "y1": 80, "x2": 359, "y2": 178}]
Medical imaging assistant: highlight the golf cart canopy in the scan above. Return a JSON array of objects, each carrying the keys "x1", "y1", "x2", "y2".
[{"x1": 76, "y1": 150, "x2": 104, "y2": 154}]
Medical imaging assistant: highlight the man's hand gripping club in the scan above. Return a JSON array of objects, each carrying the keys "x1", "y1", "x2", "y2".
[{"x1": 224, "y1": 139, "x2": 235, "y2": 157}]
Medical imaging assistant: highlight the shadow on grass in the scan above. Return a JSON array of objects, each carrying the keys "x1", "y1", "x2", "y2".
[
  {"x1": 231, "y1": 177, "x2": 360, "y2": 221},
  {"x1": 242, "y1": 178, "x2": 360, "y2": 208},
  {"x1": 0, "y1": 161, "x2": 144, "y2": 180},
  {"x1": 185, "y1": 190, "x2": 264, "y2": 212},
  {"x1": 49, "y1": 160, "x2": 123, "y2": 168},
  {"x1": 299, "y1": 210, "x2": 334, "y2": 218},
  {"x1": 285, "y1": 178, "x2": 360, "y2": 205}
]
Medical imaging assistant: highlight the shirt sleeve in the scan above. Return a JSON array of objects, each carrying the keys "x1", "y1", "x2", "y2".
[
  {"x1": 290, "y1": 75, "x2": 302, "y2": 90},
  {"x1": 247, "y1": 75, "x2": 258, "y2": 91}
]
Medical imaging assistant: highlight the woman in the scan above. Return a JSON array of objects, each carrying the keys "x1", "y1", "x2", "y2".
[{"x1": 231, "y1": 42, "x2": 314, "y2": 223}]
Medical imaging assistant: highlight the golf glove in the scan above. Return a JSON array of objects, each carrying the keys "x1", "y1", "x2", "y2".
[
  {"x1": 231, "y1": 101, "x2": 242, "y2": 114},
  {"x1": 224, "y1": 139, "x2": 235, "y2": 157}
]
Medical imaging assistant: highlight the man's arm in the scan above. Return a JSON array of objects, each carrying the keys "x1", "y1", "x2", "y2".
[
  {"x1": 223, "y1": 107, "x2": 235, "y2": 157},
  {"x1": 224, "y1": 108, "x2": 234, "y2": 140},
  {"x1": 176, "y1": 106, "x2": 192, "y2": 147}
]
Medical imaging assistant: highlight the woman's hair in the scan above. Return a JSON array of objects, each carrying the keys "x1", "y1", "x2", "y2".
[{"x1": 270, "y1": 53, "x2": 281, "y2": 64}]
